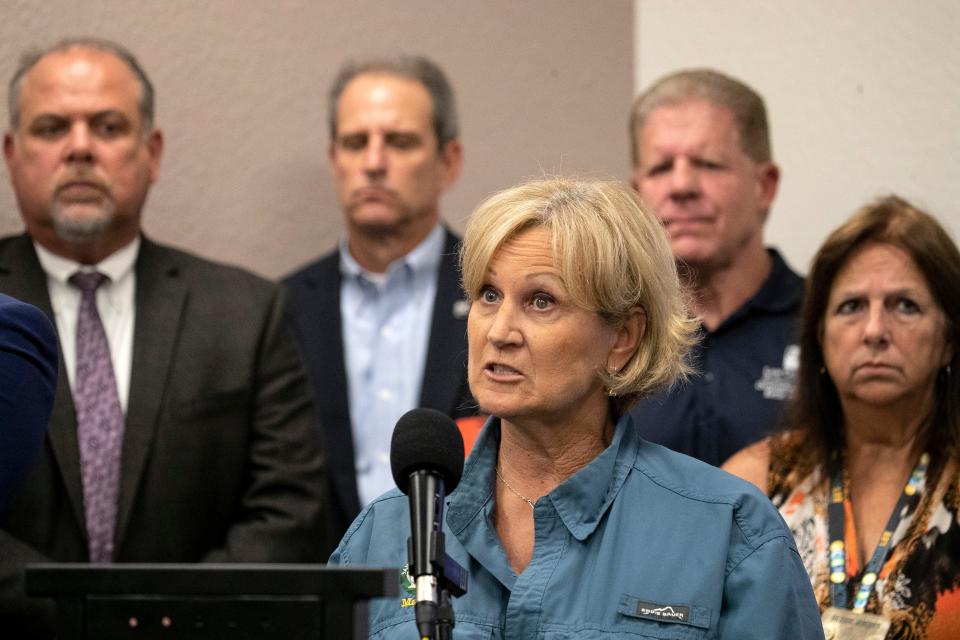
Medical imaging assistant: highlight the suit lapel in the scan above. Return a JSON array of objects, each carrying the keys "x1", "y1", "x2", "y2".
[
  {"x1": 419, "y1": 229, "x2": 469, "y2": 412},
  {"x1": 288, "y1": 255, "x2": 360, "y2": 519},
  {"x1": 0, "y1": 234, "x2": 86, "y2": 528},
  {"x1": 114, "y1": 237, "x2": 187, "y2": 545}
]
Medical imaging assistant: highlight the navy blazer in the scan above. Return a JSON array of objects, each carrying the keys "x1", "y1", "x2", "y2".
[
  {"x1": 284, "y1": 226, "x2": 474, "y2": 553},
  {"x1": 0, "y1": 294, "x2": 57, "y2": 512}
]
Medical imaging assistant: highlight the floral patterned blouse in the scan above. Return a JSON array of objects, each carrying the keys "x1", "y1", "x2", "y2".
[{"x1": 768, "y1": 452, "x2": 960, "y2": 639}]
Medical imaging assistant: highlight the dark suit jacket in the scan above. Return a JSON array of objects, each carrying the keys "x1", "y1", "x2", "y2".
[
  {"x1": 0, "y1": 293, "x2": 58, "y2": 511},
  {"x1": 284, "y1": 227, "x2": 473, "y2": 553},
  {"x1": 0, "y1": 234, "x2": 325, "y2": 635}
]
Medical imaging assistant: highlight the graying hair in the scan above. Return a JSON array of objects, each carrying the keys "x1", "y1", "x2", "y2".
[
  {"x1": 629, "y1": 68, "x2": 771, "y2": 166},
  {"x1": 8, "y1": 37, "x2": 155, "y2": 130},
  {"x1": 328, "y1": 55, "x2": 458, "y2": 148}
]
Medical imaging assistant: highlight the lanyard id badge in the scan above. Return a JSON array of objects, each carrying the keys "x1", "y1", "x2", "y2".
[
  {"x1": 822, "y1": 608, "x2": 890, "y2": 640},
  {"x1": 822, "y1": 451, "x2": 928, "y2": 639}
]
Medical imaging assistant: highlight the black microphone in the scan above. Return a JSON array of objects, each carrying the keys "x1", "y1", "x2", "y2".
[{"x1": 390, "y1": 408, "x2": 467, "y2": 640}]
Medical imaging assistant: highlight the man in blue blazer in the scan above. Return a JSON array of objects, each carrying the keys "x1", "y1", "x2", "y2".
[
  {"x1": 0, "y1": 294, "x2": 57, "y2": 512},
  {"x1": 285, "y1": 56, "x2": 474, "y2": 553}
]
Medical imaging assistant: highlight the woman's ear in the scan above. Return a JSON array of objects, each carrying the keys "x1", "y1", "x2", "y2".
[
  {"x1": 608, "y1": 306, "x2": 646, "y2": 372},
  {"x1": 940, "y1": 337, "x2": 955, "y2": 369}
]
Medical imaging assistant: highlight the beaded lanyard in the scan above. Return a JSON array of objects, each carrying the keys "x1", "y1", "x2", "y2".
[{"x1": 827, "y1": 452, "x2": 929, "y2": 612}]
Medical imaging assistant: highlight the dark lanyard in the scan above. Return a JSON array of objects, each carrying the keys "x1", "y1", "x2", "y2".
[{"x1": 827, "y1": 452, "x2": 929, "y2": 612}]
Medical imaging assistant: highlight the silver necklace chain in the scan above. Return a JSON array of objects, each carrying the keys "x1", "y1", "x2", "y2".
[{"x1": 496, "y1": 466, "x2": 536, "y2": 511}]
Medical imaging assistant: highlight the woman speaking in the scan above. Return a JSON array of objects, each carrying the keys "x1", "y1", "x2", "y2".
[{"x1": 332, "y1": 177, "x2": 822, "y2": 639}]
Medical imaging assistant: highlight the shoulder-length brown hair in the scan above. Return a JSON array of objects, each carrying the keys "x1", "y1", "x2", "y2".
[{"x1": 779, "y1": 195, "x2": 960, "y2": 469}]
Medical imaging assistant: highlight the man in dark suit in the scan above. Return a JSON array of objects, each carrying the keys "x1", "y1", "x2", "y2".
[
  {"x1": 285, "y1": 56, "x2": 473, "y2": 553},
  {"x1": 0, "y1": 39, "x2": 324, "y2": 634}
]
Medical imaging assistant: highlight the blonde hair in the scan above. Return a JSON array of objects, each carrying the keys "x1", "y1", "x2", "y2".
[{"x1": 461, "y1": 177, "x2": 697, "y2": 411}]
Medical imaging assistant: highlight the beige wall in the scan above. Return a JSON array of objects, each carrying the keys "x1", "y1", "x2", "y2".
[
  {"x1": 0, "y1": 0, "x2": 633, "y2": 278},
  {"x1": 635, "y1": 0, "x2": 960, "y2": 275},
  {"x1": 7, "y1": 2, "x2": 954, "y2": 281}
]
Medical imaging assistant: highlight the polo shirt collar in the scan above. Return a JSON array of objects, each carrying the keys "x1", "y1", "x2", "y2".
[
  {"x1": 751, "y1": 248, "x2": 802, "y2": 313},
  {"x1": 713, "y1": 247, "x2": 802, "y2": 333}
]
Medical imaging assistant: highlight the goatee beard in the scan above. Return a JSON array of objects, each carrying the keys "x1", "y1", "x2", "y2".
[{"x1": 50, "y1": 200, "x2": 117, "y2": 244}]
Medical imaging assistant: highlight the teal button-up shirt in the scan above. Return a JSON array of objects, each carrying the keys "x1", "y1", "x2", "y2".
[{"x1": 331, "y1": 413, "x2": 824, "y2": 639}]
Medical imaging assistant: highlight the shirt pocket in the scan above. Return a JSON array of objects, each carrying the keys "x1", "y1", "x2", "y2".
[
  {"x1": 539, "y1": 623, "x2": 709, "y2": 640},
  {"x1": 537, "y1": 593, "x2": 713, "y2": 639},
  {"x1": 369, "y1": 610, "x2": 496, "y2": 640},
  {"x1": 615, "y1": 593, "x2": 712, "y2": 638},
  {"x1": 618, "y1": 593, "x2": 712, "y2": 640}
]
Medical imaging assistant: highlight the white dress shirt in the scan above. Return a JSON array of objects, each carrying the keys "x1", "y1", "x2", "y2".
[{"x1": 34, "y1": 238, "x2": 139, "y2": 413}]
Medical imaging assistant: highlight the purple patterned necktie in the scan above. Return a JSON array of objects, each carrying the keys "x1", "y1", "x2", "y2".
[{"x1": 70, "y1": 271, "x2": 124, "y2": 563}]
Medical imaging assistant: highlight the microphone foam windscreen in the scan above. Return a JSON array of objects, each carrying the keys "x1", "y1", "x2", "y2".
[{"x1": 390, "y1": 408, "x2": 465, "y2": 494}]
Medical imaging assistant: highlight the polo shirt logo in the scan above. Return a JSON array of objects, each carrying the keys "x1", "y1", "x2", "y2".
[
  {"x1": 635, "y1": 601, "x2": 690, "y2": 623},
  {"x1": 754, "y1": 344, "x2": 799, "y2": 400},
  {"x1": 400, "y1": 564, "x2": 416, "y2": 608},
  {"x1": 452, "y1": 299, "x2": 470, "y2": 319}
]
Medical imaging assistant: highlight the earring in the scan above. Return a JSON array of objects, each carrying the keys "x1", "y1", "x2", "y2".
[
  {"x1": 819, "y1": 366, "x2": 826, "y2": 375},
  {"x1": 605, "y1": 365, "x2": 618, "y2": 397}
]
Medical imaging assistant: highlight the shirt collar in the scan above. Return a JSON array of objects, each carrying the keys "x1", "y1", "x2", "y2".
[
  {"x1": 34, "y1": 236, "x2": 141, "y2": 286},
  {"x1": 339, "y1": 224, "x2": 445, "y2": 282},
  {"x1": 549, "y1": 412, "x2": 638, "y2": 540},
  {"x1": 751, "y1": 248, "x2": 803, "y2": 313},
  {"x1": 713, "y1": 247, "x2": 803, "y2": 333},
  {"x1": 446, "y1": 412, "x2": 640, "y2": 542}
]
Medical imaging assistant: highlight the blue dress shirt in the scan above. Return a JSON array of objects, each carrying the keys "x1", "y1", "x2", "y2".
[
  {"x1": 340, "y1": 225, "x2": 444, "y2": 506},
  {"x1": 331, "y1": 413, "x2": 824, "y2": 639}
]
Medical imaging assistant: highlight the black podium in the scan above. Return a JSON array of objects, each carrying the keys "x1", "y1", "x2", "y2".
[{"x1": 25, "y1": 563, "x2": 398, "y2": 639}]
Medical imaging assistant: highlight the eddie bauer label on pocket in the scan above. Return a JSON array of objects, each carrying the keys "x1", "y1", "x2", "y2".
[{"x1": 634, "y1": 601, "x2": 691, "y2": 624}]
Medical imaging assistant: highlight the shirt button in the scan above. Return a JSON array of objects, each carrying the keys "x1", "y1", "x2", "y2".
[
  {"x1": 704, "y1": 372, "x2": 715, "y2": 383},
  {"x1": 378, "y1": 388, "x2": 395, "y2": 401}
]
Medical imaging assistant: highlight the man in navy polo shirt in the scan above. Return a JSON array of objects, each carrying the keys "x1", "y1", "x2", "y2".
[{"x1": 628, "y1": 69, "x2": 802, "y2": 466}]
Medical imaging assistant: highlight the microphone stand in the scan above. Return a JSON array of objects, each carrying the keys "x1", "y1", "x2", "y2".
[
  {"x1": 412, "y1": 534, "x2": 466, "y2": 639},
  {"x1": 436, "y1": 588, "x2": 455, "y2": 640},
  {"x1": 408, "y1": 472, "x2": 468, "y2": 639}
]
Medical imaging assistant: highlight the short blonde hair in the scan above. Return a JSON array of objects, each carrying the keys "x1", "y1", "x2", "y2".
[{"x1": 461, "y1": 177, "x2": 696, "y2": 411}]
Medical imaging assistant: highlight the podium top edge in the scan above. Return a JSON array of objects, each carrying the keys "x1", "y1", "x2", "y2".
[{"x1": 25, "y1": 564, "x2": 401, "y2": 598}]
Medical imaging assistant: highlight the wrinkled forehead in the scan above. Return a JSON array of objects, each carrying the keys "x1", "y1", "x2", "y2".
[
  {"x1": 639, "y1": 99, "x2": 742, "y2": 154},
  {"x1": 18, "y1": 47, "x2": 142, "y2": 119},
  {"x1": 335, "y1": 72, "x2": 434, "y2": 132},
  {"x1": 487, "y1": 223, "x2": 589, "y2": 299},
  {"x1": 832, "y1": 242, "x2": 932, "y2": 294}
]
